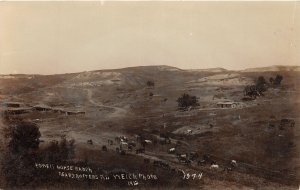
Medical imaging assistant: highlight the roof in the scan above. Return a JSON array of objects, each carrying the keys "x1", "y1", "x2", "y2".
[
  {"x1": 217, "y1": 102, "x2": 236, "y2": 105},
  {"x1": 33, "y1": 104, "x2": 51, "y2": 109},
  {"x1": 4, "y1": 107, "x2": 33, "y2": 112},
  {"x1": 0, "y1": 102, "x2": 24, "y2": 106},
  {"x1": 3, "y1": 102, "x2": 23, "y2": 104}
]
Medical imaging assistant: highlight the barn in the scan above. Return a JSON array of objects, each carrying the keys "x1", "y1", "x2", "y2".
[{"x1": 217, "y1": 101, "x2": 238, "y2": 109}]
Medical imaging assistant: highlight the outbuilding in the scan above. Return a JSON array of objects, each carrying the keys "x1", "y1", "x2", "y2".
[{"x1": 217, "y1": 101, "x2": 238, "y2": 109}]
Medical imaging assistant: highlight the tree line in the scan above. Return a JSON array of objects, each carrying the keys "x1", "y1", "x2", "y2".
[{"x1": 244, "y1": 74, "x2": 283, "y2": 99}]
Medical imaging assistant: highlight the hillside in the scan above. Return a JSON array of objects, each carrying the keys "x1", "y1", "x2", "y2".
[
  {"x1": 241, "y1": 65, "x2": 300, "y2": 72},
  {"x1": 0, "y1": 65, "x2": 299, "y2": 189}
]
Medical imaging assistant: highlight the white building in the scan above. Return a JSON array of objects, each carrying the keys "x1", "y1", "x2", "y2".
[{"x1": 217, "y1": 101, "x2": 239, "y2": 109}]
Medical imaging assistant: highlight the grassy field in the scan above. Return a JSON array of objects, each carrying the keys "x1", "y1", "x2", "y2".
[{"x1": 0, "y1": 65, "x2": 299, "y2": 189}]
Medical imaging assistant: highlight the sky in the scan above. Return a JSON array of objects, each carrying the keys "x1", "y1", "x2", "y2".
[{"x1": 0, "y1": 2, "x2": 299, "y2": 74}]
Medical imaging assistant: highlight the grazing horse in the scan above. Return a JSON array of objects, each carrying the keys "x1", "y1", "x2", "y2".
[
  {"x1": 168, "y1": 148, "x2": 176, "y2": 154},
  {"x1": 231, "y1": 160, "x2": 238, "y2": 167},
  {"x1": 210, "y1": 164, "x2": 219, "y2": 169}
]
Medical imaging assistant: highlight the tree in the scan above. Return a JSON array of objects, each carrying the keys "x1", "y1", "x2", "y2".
[
  {"x1": 244, "y1": 85, "x2": 261, "y2": 98},
  {"x1": 274, "y1": 75, "x2": 283, "y2": 86},
  {"x1": 244, "y1": 76, "x2": 268, "y2": 99},
  {"x1": 256, "y1": 76, "x2": 267, "y2": 93},
  {"x1": 4, "y1": 122, "x2": 41, "y2": 154},
  {"x1": 1, "y1": 122, "x2": 41, "y2": 187},
  {"x1": 177, "y1": 93, "x2": 199, "y2": 110}
]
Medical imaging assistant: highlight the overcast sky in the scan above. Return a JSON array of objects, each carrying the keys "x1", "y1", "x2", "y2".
[{"x1": 0, "y1": 2, "x2": 299, "y2": 74}]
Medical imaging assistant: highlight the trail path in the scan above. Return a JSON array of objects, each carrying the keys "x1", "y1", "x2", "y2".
[{"x1": 86, "y1": 89, "x2": 127, "y2": 118}]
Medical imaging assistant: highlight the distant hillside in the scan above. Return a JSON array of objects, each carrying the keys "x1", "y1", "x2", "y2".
[
  {"x1": 241, "y1": 65, "x2": 300, "y2": 72},
  {"x1": 188, "y1": 68, "x2": 228, "y2": 73},
  {"x1": 58, "y1": 65, "x2": 184, "y2": 89}
]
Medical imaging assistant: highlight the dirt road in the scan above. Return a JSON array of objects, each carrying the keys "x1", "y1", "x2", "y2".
[{"x1": 86, "y1": 89, "x2": 127, "y2": 118}]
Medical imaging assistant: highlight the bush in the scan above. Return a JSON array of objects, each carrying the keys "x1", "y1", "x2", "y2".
[
  {"x1": 256, "y1": 76, "x2": 267, "y2": 92},
  {"x1": 244, "y1": 85, "x2": 261, "y2": 98},
  {"x1": 3, "y1": 122, "x2": 41, "y2": 154},
  {"x1": 1, "y1": 122, "x2": 41, "y2": 187},
  {"x1": 274, "y1": 75, "x2": 283, "y2": 86},
  {"x1": 177, "y1": 93, "x2": 199, "y2": 110},
  {"x1": 244, "y1": 76, "x2": 269, "y2": 99},
  {"x1": 40, "y1": 137, "x2": 75, "y2": 163}
]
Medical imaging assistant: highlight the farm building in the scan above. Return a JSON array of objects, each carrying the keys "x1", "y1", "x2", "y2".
[
  {"x1": 217, "y1": 101, "x2": 240, "y2": 109},
  {"x1": 4, "y1": 107, "x2": 33, "y2": 115},
  {"x1": 1, "y1": 102, "x2": 24, "y2": 108},
  {"x1": 52, "y1": 108, "x2": 85, "y2": 115},
  {"x1": 34, "y1": 104, "x2": 52, "y2": 111},
  {"x1": 53, "y1": 108, "x2": 65, "y2": 114},
  {"x1": 65, "y1": 111, "x2": 85, "y2": 116}
]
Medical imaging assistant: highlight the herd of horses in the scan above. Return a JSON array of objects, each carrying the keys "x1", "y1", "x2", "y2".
[{"x1": 86, "y1": 134, "x2": 239, "y2": 174}]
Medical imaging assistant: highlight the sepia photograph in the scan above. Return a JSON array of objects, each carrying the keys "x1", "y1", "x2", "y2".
[{"x1": 0, "y1": 1, "x2": 299, "y2": 189}]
